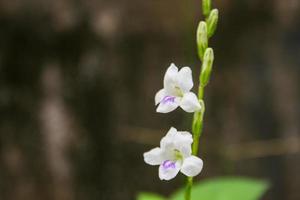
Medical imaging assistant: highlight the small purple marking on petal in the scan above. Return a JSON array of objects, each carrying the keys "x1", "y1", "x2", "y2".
[
  {"x1": 162, "y1": 160, "x2": 176, "y2": 169},
  {"x1": 161, "y1": 96, "x2": 176, "y2": 104}
]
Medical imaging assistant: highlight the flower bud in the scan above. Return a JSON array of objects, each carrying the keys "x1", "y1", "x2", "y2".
[
  {"x1": 202, "y1": 0, "x2": 211, "y2": 17},
  {"x1": 196, "y1": 21, "x2": 208, "y2": 61},
  {"x1": 192, "y1": 100, "x2": 205, "y2": 134},
  {"x1": 207, "y1": 9, "x2": 219, "y2": 38},
  {"x1": 200, "y1": 48, "x2": 214, "y2": 86}
]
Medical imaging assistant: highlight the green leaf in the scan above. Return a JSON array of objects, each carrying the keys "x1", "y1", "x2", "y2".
[
  {"x1": 137, "y1": 192, "x2": 165, "y2": 200},
  {"x1": 170, "y1": 177, "x2": 269, "y2": 200}
]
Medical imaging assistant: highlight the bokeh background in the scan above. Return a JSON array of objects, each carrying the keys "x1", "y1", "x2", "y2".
[{"x1": 0, "y1": 0, "x2": 300, "y2": 200}]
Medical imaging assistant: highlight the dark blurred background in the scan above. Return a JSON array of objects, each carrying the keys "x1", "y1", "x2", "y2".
[{"x1": 0, "y1": 0, "x2": 299, "y2": 200}]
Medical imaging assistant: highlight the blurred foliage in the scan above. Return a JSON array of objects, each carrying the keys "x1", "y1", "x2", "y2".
[
  {"x1": 137, "y1": 193, "x2": 165, "y2": 200},
  {"x1": 137, "y1": 177, "x2": 269, "y2": 200}
]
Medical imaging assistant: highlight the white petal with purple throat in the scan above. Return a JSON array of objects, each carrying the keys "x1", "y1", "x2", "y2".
[
  {"x1": 155, "y1": 63, "x2": 200, "y2": 113},
  {"x1": 143, "y1": 127, "x2": 204, "y2": 181},
  {"x1": 159, "y1": 160, "x2": 181, "y2": 180},
  {"x1": 156, "y1": 96, "x2": 179, "y2": 113}
]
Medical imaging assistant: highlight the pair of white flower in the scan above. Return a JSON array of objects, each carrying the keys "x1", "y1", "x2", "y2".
[{"x1": 143, "y1": 63, "x2": 203, "y2": 181}]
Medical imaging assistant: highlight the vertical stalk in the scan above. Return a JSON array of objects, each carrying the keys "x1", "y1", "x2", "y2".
[
  {"x1": 185, "y1": 177, "x2": 193, "y2": 200},
  {"x1": 184, "y1": 0, "x2": 218, "y2": 199},
  {"x1": 185, "y1": 84, "x2": 205, "y2": 200}
]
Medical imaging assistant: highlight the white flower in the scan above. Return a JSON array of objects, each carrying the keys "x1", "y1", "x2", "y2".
[
  {"x1": 143, "y1": 127, "x2": 203, "y2": 181},
  {"x1": 155, "y1": 63, "x2": 201, "y2": 113}
]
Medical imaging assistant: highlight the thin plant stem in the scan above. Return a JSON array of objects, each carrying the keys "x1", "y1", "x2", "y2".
[
  {"x1": 184, "y1": 0, "x2": 218, "y2": 198},
  {"x1": 185, "y1": 84, "x2": 205, "y2": 200},
  {"x1": 185, "y1": 177, "x2": 193, "y2": 200}
]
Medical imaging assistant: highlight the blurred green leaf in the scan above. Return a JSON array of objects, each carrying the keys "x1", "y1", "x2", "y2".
[
  {"x1": 170, "y1": 177, "x2": 269, "y2": 200},
  {"x1": 137, "y1": 192, "x2": 165, "y2": 200}
]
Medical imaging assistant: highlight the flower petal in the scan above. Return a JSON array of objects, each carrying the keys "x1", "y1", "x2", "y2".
[
  {"x1": 174, "y1": 131, "x2": 193, "y2": 158},
  {"x1": 160, "y1": 127, "x2": 177, "y2": 150},
  {"x1": 159, "y1": 160, "x2": 181, "y2": 180},
  {"x1": 156, "y1": 96, "x2": 180, "y2": 113},
  {"x1": 163, "y1": 63, "x2": 179, "y2": 94},
  {"x1": 155, "y1": 89, "x2": 166, "y2": 105},
  {"x1": 178, "y1": 67, "x2": 193, "y2": 92},
  {"x1": 160, "y1": 127, "x2": 192, "y2": 152},
  {"x1": 160, "y1": 127, "x2": 193, "y2": 160},
  {"x1": 143, "y1": 147, "x2": 165, "y2": 165},
  {"x1": 180, "y1": 156, "x2": 203, "y2": 177},
  {"x1": 180, "y1": 92, "x2": 201, "y2": 113}
]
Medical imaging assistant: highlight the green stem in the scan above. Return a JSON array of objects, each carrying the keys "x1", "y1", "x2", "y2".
[
  {"x1": 185, "y1": 177, "x2": 193, "y2": 200},
  {"x1": 184, "y1": 0, "x2": 218, "y2": 198},
  {"x1": 193, "y1": 84, "x2": 205, "y2": 153},
  {"x1": 198, "y1": 84, "x2": 205, "y2": 100},
  {"x1": 185, "y1": 85, "x2": 205, "y2": 200}
]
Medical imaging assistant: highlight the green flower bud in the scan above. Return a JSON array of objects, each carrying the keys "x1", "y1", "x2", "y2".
[
  {"x1": 202, "y1": 0, "x2": 211, "y2": 17},
  {"x1": 200, "y1": 48, "x2": 214, "y2": 86},
  {"x1": 207, "y1": 9, "x2": 219, "y2": 38},
  {"x1": 196, "y1": 21, "x2": 208, "y2": 61},
  {"x1": 192, "y1": 100, "x2": 205, "y2": 134}
]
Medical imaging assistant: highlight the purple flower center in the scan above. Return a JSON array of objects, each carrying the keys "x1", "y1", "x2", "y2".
[
  {"x1": 161, "y1": 96, "x2": 176, "y2": 104},
  {"x1": 162, "y1": 160, "x2": 176, "y2": 170}
]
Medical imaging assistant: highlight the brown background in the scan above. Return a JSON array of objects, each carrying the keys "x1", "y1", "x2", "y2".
[{"x1": 0, "y1": 0, "x2": 299, "y2": 200}]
